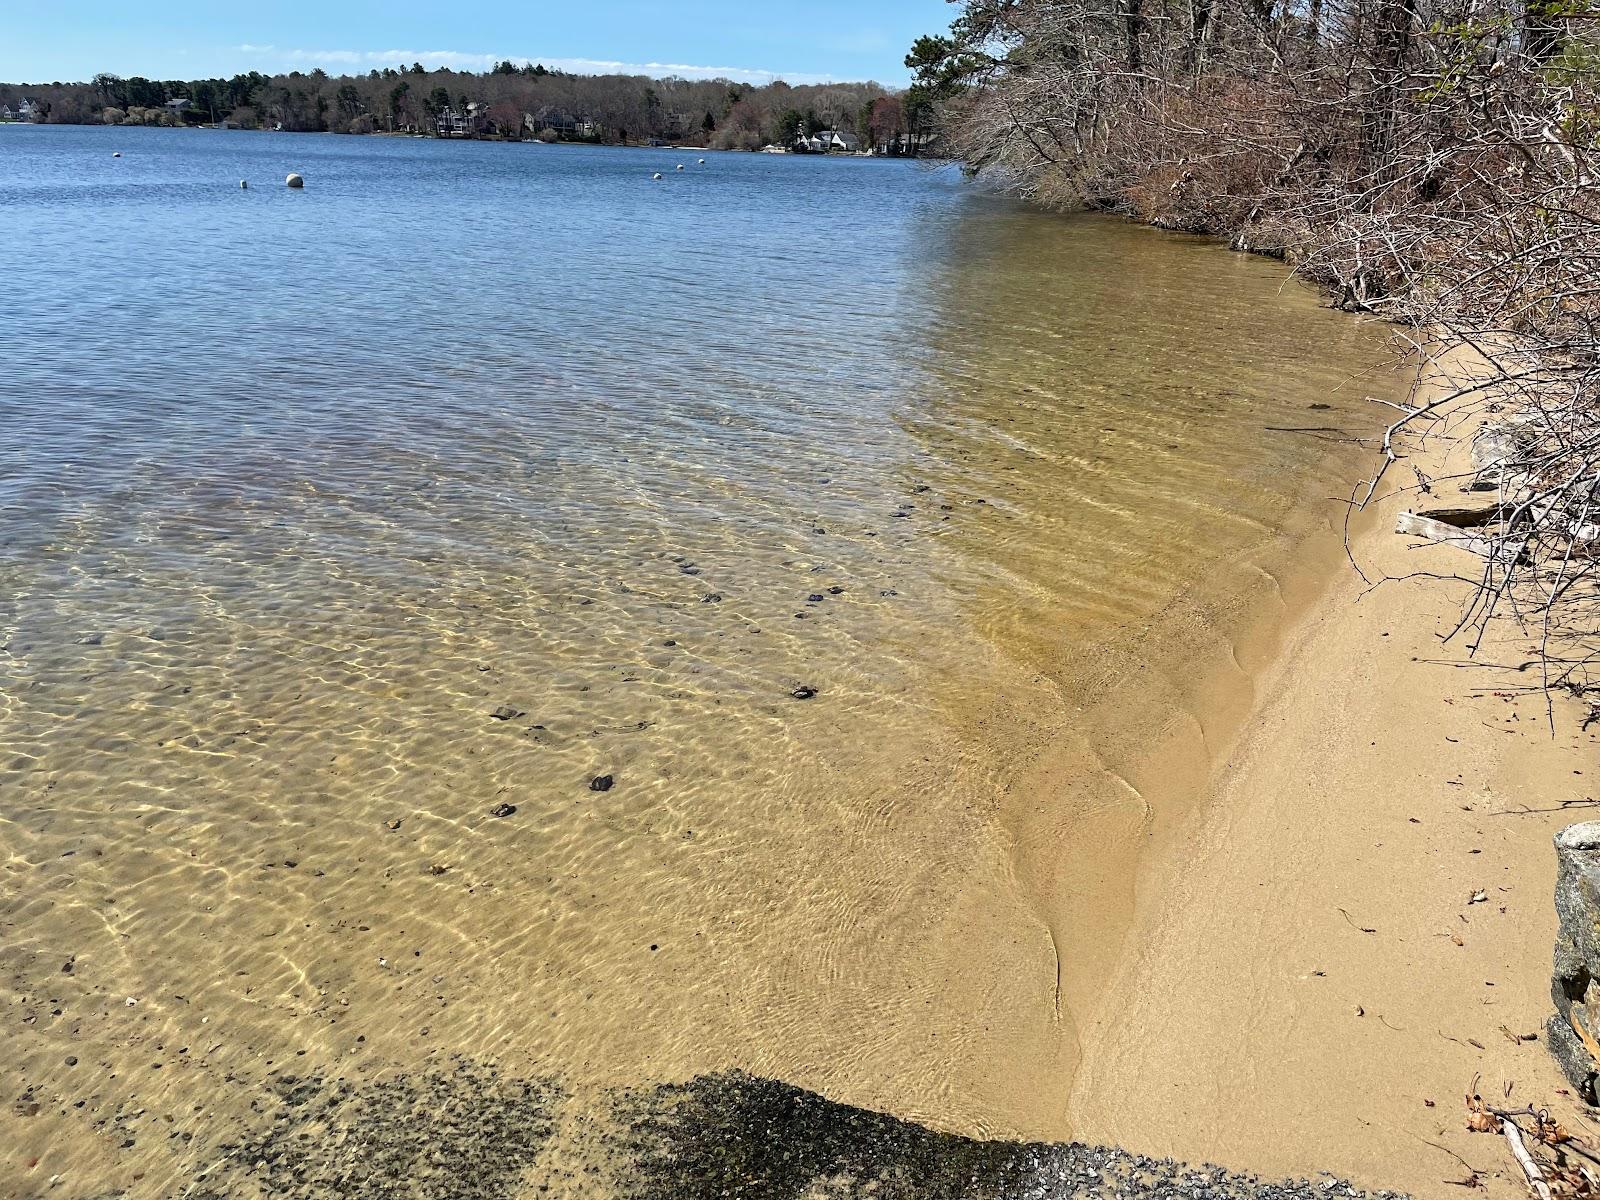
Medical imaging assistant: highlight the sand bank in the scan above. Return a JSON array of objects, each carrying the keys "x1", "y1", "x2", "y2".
[{"x1": 1068, "y1": 353, "x2": 1600, "y2": 1197}]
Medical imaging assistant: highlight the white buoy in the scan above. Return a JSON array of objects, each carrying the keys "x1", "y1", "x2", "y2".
[
  {"x1": 675, "y1": 163, "x2": 684, "y2": 171},
  {"x1": 239, "y1": 180, "x2": 248, "y2": 189},
  {"x1": 652, "y1": 172, "x2": 663, "y2": 180},
  {"x1": 285, "y1": 172, "x2": 304, "y2": 189},
  {"x1": 112, "y1": 152, "x2": 121, "y2": 158},
  {"x1": 698, "y1": 158, "x2": 706, "y2": 164}
]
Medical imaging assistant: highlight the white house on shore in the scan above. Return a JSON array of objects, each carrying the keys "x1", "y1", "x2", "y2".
[{"x1": 798, "y1": 129, "x2": 861, "y2": 153}]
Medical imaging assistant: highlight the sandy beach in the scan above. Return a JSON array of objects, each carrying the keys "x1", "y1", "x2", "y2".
[{"x1": 1069, "y1": 356, "x2": 1599, "y2": 1197}]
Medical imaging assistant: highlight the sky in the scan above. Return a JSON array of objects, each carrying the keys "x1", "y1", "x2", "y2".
[{"x1": 1, "y1": 1, "x2": 955, "y2": 86}]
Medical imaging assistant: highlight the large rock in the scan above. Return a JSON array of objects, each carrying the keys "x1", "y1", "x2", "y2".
[{"x1": 1549, "y1": 822, "x2": 1600, "y2": 1102}]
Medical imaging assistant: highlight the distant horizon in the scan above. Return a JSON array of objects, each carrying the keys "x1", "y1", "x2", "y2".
[
  {"x1": 0, "y1": 56, "x2": 899, "y2": 90},
  {"x1": 1, "y1": 0, "x2": 948, "y2": 88}
]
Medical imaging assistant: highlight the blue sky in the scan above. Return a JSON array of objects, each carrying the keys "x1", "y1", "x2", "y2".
[{"x1": 3, "y1": 1, "x2": 955, "y2": 86}]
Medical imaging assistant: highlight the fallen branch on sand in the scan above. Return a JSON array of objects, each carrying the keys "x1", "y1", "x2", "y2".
[
  {"x1": 1466, "y1": 1090, "x2": 1599, "y2": 1198},
  {"x1": 1499, "y1": 1115, "x2": 1556, "y2": 1200}
]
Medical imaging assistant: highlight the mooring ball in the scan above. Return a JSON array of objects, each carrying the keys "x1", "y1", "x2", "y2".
[
  {"x1": 239, "y1": 180, "x2": 248, "y2": 189},
  {"x1": 285, "y1": 173, "x2": 304, "y2": 188}
]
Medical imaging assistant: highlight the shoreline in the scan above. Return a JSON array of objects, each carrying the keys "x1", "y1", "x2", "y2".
[
  {"x1": 1065, "y1": 350, "x2": 1597, "y2": 1197},
  {"x1": 954, "y1": 323, "x2": 1404, "y2": 1138}
]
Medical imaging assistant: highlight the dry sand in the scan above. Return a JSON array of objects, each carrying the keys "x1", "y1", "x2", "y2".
[{"x1": 1069, "y1": 356, "x2": 1600, "y2": 1197}]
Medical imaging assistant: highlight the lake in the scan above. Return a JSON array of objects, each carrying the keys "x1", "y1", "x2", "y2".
[{"x1": 0, "y1": 123, "x2": 1397, "y2": 1195}]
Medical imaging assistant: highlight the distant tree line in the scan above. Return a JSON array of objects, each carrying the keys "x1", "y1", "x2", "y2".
[{"x1": 0, "y1": 63, "x2": 935, "y2": 152}]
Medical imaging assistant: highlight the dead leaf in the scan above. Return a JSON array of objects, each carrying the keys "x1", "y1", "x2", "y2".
[{"x1": 1465, "y1": 1092, "x2": 1498, "y2": 1134}]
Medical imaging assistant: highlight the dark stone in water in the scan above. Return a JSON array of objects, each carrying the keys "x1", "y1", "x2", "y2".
[
  {"x1": 791, "y1": 686, "x2": 817, "y2": 700},
  {"x1": 489, "y1": 803, "x2": 517, "y2": 818},
  {"x1": 590, "y1": 775, "x2": 615, "y2": 792},
  {"x1": 807, "y1": 594, "x2": 825, "y2": 603},
  {"x1": 827, "y1": 586, "x2": 844, "y2": 595},
  {"x1": 489, "y1": 706, "x2": 524, "y2": 722},
  {"x1": 700, "y1": 593, "x2": 722, "y2": 604}
]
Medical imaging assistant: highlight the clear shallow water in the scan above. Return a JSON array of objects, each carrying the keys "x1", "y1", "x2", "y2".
[{"x1": 1, "y1": 124, "x2": 1397, "y2": 1195}]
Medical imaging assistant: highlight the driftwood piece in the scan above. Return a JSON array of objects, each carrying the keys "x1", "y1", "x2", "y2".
[
  {"x1": 1501, "y1": 1117, "x2": 1556, "y2": 1200},
  {"x1": 1395, "y1": 510, "x2": 1502, "y2": 557},
  {"x1": 1416, "y1": 504, "x2": 1503, "y2": 529}
]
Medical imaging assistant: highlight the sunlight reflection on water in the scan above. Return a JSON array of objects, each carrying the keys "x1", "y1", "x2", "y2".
[{"x1": 0, "y1": 124, "x2": 1398, "y2": 1192}]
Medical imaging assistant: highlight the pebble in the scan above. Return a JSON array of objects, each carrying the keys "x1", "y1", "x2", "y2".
[
  {"x1": 490, "y1": 706, "x2": 524, "y2": 722},
  {"x1": 489, "y1": 803, "x2": 517, "y2": 818},
  {"x1": 791, "y1": 686, "x2": 818, "y2": 700},
  {"x1": 590, "y1": 775, "x2": 614, "y2": 792}
]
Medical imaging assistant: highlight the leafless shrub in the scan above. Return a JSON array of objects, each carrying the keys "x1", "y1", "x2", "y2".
[{"x1": 923, "y1": 0, "x2": 1600, "y2": 711}]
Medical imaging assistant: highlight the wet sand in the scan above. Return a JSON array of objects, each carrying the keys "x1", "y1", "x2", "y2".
[{"x1": 1069, "y1": 351, "x2": 1600, "y2": 1198}]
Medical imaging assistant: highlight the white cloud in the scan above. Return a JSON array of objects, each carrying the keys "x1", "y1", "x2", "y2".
[{"x1": 231, "y1": 44, "x2": 841, "y2": 85}]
